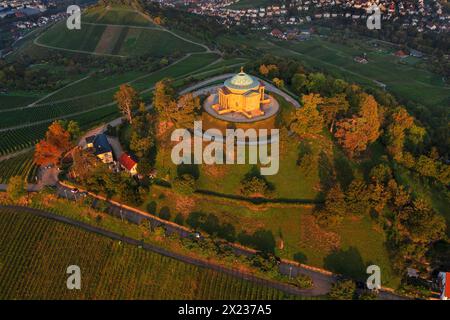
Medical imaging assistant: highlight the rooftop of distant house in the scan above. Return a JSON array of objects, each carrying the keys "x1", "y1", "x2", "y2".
[{"x1": 86, "y1": 133, "x2": 112, "y2": 155}]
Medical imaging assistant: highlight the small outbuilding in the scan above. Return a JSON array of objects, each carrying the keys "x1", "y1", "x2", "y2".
[{"x1": 119, "y1": 153, "x2": 138, "y2": 175}]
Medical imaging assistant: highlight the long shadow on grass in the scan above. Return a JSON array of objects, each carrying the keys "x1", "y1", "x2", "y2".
[
  {"x1": 332, "y1": 145, "x2": 354, "y2": 190},
  {"x1": 323, "y1": 246, "x2": 366, "y2": 281},
  {"x1": 316, "y1": 151, "x2": 334, "y2": 202}
]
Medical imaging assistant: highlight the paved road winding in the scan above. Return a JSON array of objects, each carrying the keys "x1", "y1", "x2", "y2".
[{"x1": 179, "y1": 73, "x2": 301, "y2": 108}]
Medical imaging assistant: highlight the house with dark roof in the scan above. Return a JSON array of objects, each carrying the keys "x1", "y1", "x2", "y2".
[{"x1": 85, "y1": 134, "x2": 113, "y2": 164}]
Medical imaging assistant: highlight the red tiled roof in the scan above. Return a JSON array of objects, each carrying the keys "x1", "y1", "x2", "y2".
[
  {"x1": 395, "y1": 50, "x2": 408, "y2": 57},
  {"x1": 271, "y1": 28, "x2": 283, "y2": 36},
  {"x1": 119, "y1": 153, "x2": 137, "y2": 171}
]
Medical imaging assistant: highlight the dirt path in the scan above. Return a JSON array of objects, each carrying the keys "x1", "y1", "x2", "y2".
[
  {"x1": 134, "y1": 9, "x2": 214, "y2": 53},
  {"x1": 33, "y1": 34, "x2": 128, "y2": 58},
  {"x1": 0, "y1": 147, "x2": 34, "y2": 162},
  {"x1": 83, "y1": 21, "x2": 162, "y2": 30},
  {"x1": 0, "y1": 75, "x2": 92, "y2": 113}
]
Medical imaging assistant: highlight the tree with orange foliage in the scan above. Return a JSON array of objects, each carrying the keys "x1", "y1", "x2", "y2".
[
  {"x1": 385, "y1": 107, "x2": 414, "y2": 160},
  {"x1": 334, "y1": 94, "x2": 380, "y2": 157},
  {"x1": 34, "y1": 121, "x2": 71, "y2": 166},
  {"x1": 114, "y1": 84, "x2": 139, "y2": 124},
  {"x1": 319, "y1": 93, "x2": 349, "y2": 133},
  {"x1": 259, "y1": 64, "x2": 269, "y2": 77},
  {"x1": 291, "y1": 93, "x2": 324, "y2": 137}
]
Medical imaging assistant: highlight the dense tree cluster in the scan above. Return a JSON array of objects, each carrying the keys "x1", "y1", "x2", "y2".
[
  {"x1": 153, "y1": 79, "x2": 200, "y2": 128},
  {"x1": 143, "y1": 1, "x2": 227, "y2": 45},
  {"x1": 328, "y1": 279, "x2": 356, "y2": 300},
  {"x1": 0, "y1": 47, "x2": 165, "y2": 92},
  {"x1": 34, "y1": 121, "x2": 72, "y2": 166},
  {"x1": 334, "y1": 94, "x2": 381, "y2": 158},
  {"x1": 290, "y1": 93, "x2": 324, "y2": 137},
  {"x1": 70, "y1": 147, "x2": 145, "y2": 205},
  {"x1": 6, "y1": 176, "x2": 26, "y2": 201},
  {"x1": 240, "y1": 175, "x2": 273, "y2": 198},
  {"x1": 114, "y1": 84, "x2": 157, "y2": 176}
]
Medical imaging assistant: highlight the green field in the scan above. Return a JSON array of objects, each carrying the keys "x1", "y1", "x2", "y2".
[
  {"x1": 0, "y1": 125, "x2": 49, "y2": 156},
  {"x1": 0, "y1": 207, "x2": 301, "y2": 299},
  {"x1": 217, "y1": 33, "x2": 450, "y2": 109},
  {"x1": 144, "y1": 183, "x2": 400, "y2": 288},
  {"x1": 270, "y1": 38, "x2": 450, "y2": 108},
  {"x1": 36, "y1": 18, "x2": 204, "y2": 57}
]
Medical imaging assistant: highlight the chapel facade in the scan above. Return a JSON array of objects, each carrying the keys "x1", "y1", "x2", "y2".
[{"x1": 212, "y1": 68, "x2": 270, "y2": 119}]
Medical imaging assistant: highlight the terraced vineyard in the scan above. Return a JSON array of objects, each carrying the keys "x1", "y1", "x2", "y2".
[
  {"x1": 0, "y1": 106, "x2": 120, "y2": 156},
  {"x1": 0, "y1": 92, "x2": 115, "y2": 128},
  {"x1": 36, "y1": 20, "x2": 204, "y2": 57},
  {"x1": 0, "y1": 152, "x2": 38, "y2": 184},
  {"x1": 0, "y1": 95, "x2": 39, "y2": 110},
  {"x1": 84, "y1": 6, "x2": 155, "y2": 26},
  {"x1": 0, "y1": 208, "x2": 307, "y2": 300},
  {"x1": 0, "y1": 125, "x2": 48, "y2": 156},
  {"x1": 0, "y1": 52, "x2": 234, "y2": 158}
]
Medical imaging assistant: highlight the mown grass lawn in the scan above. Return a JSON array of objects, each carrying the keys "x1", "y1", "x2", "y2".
[
  {"x1": 144, "y1": 186, "x2": 400, "y2": 288},
  {"x1": 148, "y1": 87, "x2": 402, "y2": 288}
]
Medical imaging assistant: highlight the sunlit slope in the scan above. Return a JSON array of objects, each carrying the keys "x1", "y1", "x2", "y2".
[{"x1": 36, "y1": 7, "x2": 205, "y2": 57}]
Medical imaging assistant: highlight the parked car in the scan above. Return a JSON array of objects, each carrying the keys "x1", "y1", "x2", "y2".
[{"x1": 192, "y1": 231, "x2": 202, "y2": 240}]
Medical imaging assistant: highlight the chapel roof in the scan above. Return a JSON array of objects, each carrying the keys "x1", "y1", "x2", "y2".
[{"x1": 224, "y1": 67, "x2": 260, "y2": 91}]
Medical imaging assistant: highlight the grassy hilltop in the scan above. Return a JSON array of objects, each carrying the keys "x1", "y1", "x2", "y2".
[{"x1": 36, "y1": 6, "x2": 205, "y2": 57}]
